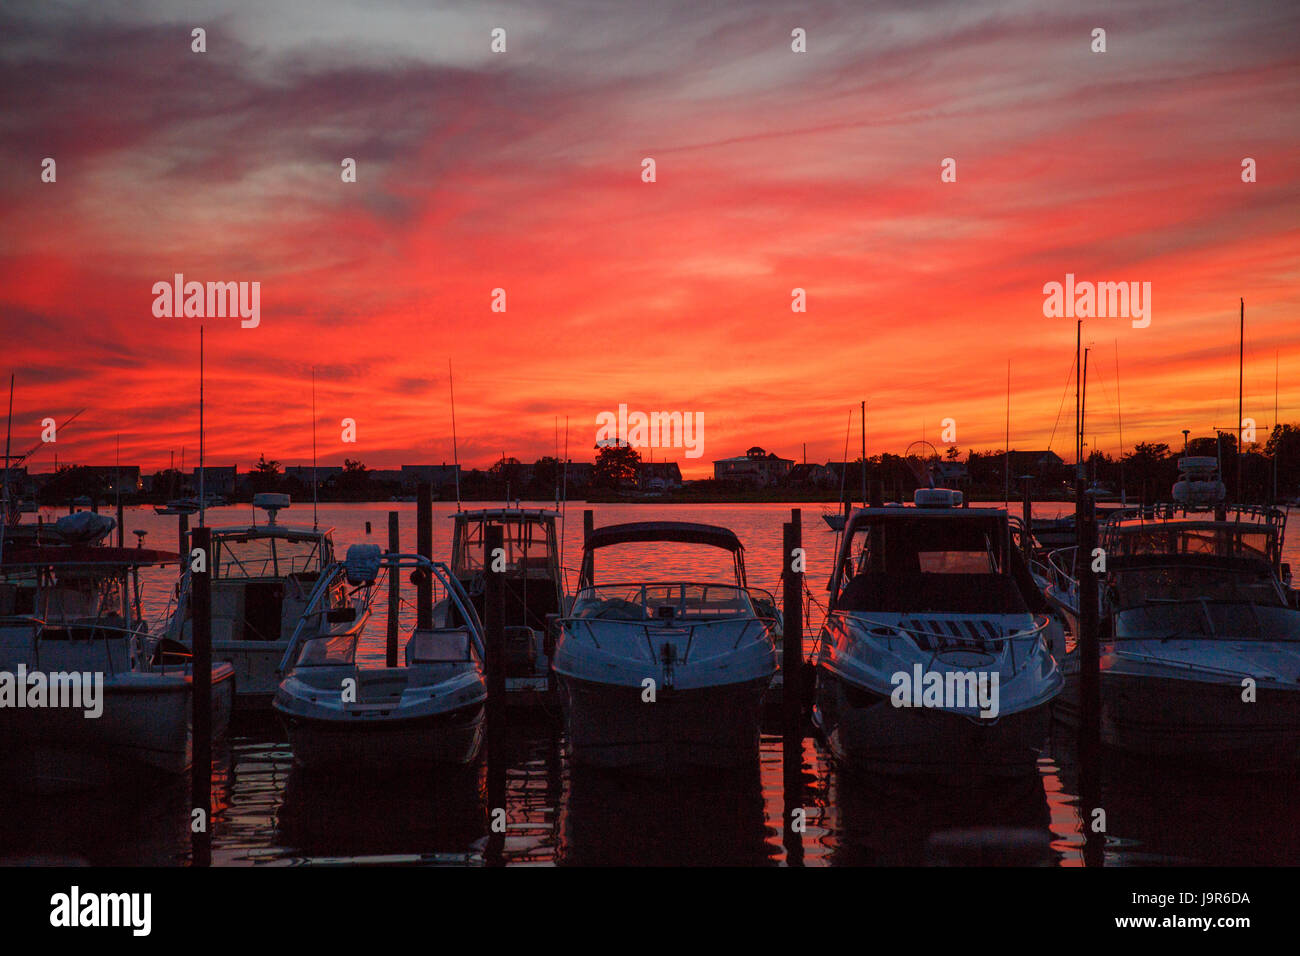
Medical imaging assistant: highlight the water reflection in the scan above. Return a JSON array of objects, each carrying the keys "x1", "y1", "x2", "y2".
[
  {"x1": 820, "y1": 762, "x2": 1053, "y2": 865},
  {"x1": 559, "y1": 759, "x2": 774, "y2": 866}
]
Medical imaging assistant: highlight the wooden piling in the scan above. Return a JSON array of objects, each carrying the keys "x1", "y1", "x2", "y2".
[
  {"x1": 178, "y1": 513, "x2": 189, "y2": 567},
  {"x1": 416, "y1": 482, "x2": 432, "y2": 629},
  {"x1": 583, "y1": 508, "x2": 594, "y2": 548},
  {"x1": 869, "y1": 480, "x2": 883, "y2": 508},
  {"x1": 116, "y1": 499, "x2": 124, "y2": 548},
  {"x1": 190, "y1": 526, "x2": 212, "y2": 867},
  {"x1": 1075, "y1": 485, "x2": 1103, "y2": 866},
  {"x1": 484, "y1": 524, "x2": 506, "y2": 732},
  {"x1": 1021, "y1": 476, "x2": 1032, "y2": 560},
  {"x1": 782, "y1": 511, "x2": 804, "y2": 721},
  {"x1": 386, "y1": 510, "x2": 399, "y2": 667}
]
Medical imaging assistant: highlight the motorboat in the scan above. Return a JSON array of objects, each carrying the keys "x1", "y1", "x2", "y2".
[
  {"x1": 813, "y1": 489, "x2": 1063, "y2": 774},
  {"x1": 434, "y1": 508, "x2": 567, "y2": 698},
  {"x1": 164, "y1": 493, "x2": 368, "y2": 710},
  {"x1": 551, "y1": 521, "x2": 778, "y2": 773},
  {"x1": 1049, "y1": 497, "x2": 1300, "y2": 768},
  {"x1": 0, "y1": 521, "x2": 234, "y2": 793},
  {"x1": 273, "y1": 546, "x2": 486, "y2": 771}
]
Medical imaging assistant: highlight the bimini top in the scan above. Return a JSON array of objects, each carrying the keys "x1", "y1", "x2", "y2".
[
  {"x1": 0, "y1": 545, "x2": 181, "y2": 569},
  {"x1": 584, "y1": 522, "x2": 743, "y2": 553}
]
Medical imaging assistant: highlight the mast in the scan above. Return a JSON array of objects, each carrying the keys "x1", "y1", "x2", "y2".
[
  {"x1": 1075, "y1": 320, "x2": 1083, "y2": 480},
  {"x1": 1004, "y1": 359, "x2": 1011, "y2": 508},
  {"x1": 0, "y1": 373, "x2": 12, "y2": 564},
  {"x1": 198, "y1": 326, "x2": 205, "y2": 528},
  {"x1": 1114, "y1": 340, "x2": 1125, "y2": 506},
  {"x1": 448, "y1": 359, "x2": 461, "y2": 512},
  {"x1": 859, "y1": 399, "x2": 866, "y2": 507},
  {"x1": 311, "y1": 366, "x2": 319, "y2": 530},
  {"x1": 1238, "y1": 298, "x2": 1244, "y2": 506}
]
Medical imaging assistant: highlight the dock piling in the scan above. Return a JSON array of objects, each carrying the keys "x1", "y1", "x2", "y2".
[
  {"x1": 386, "y1": 510, "x2": 399, "y2": 666},
  {"x1": 484, "y1": 524, "x2": 506, "y2": 733},
  {"x1": 116, "y1": 499, "x2": 124, "y2": 548},
  {"x1": 416, "y1": 482, "x2": 432, "y2": 629},
  {"x1": 190, "y1": 526, "x2": 212, "y2": 867},
  {"x1": 782, "y1": 511, "x2": 804, "y2": 721}
]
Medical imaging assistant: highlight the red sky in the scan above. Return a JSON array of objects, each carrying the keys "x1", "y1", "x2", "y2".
[{"x1": 2, "y1": 1, "x2": 1298, "y2": 478}]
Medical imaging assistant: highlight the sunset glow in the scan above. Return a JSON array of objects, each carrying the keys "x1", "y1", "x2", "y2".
[{"x1": 3, "y1": 0, "x2": 1298, "y2": 478}]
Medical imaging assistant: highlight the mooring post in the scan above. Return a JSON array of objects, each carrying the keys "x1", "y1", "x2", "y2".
[
  {"x1": 416, "y1": 482, "x2": 432, "y2": 629},
  {"x1": 484, "y1": 524, "x2": 506, "y2": 731},
  {"x1": 1021, "y1": 475, "x2": 1033, "y2": 561},
  {"x1": 116, "y1": 499, "x2": 124, "y2": 548},
  {"x1": 869, "y1": 480, "x2": 883, "y2": 509},
  {"x1": 1076, "y1": 488, "x2": 1103, "y2": 866},
  {"x1": 178, "y1": 513, "x2": 189, "y2": 570},
  {"x1": 782, "y1": 510, "x2": 806, "y2": 866},
  {"x1": 190, "y1": 526, "x2": 212, "y2": 867},
  {"x1": 583, "y1": 508, "x2": 594, "y2": 548},
  {"x1": 782, "y1": 511, "x2": 804, "y2": 720},
  {"x1": 386, "y1": 510, "x2": 399, "y2": 667}
]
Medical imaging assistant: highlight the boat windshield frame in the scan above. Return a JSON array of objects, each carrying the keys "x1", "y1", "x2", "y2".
[
  {"x1": 568, "y1": 581, "x2": 771, "y2": 624},
  {"x1": 210, "y1": 526, "x2": 334, "y2": 580}
]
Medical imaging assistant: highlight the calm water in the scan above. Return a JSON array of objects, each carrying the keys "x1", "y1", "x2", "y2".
[{"x1": 2, "y1": 500, "x2": 1297, "y2": 866}]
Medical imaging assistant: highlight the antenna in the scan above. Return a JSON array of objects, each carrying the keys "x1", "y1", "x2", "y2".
[
  {"x1": 1004, "y1": 359, "x2": 1011, "y2": 508},
  {"x1": 448, "y1": 360, "x2": 461, "y2": 512},
  {"x1": 1114, "y1": 340, "x2": 1125, "y2": 505},
  {"x1": 859, "y1": 399, "x2": 867, "y2": 507},
  {"x1": 311, "y1": 366, "x2": 318, "y2": 531},
  {"x1": 0, "y1": 373, "x2": 12, "y2": 564},
  {"x1": 1238, "y1": 297, "x2": 1244, "y2": 505},
  {"x1": 560, "y1": 415, "x2": 569, "y2": 578},
  {"x1": 199, "y1": 325, "x2": 205, "y2": 529}
]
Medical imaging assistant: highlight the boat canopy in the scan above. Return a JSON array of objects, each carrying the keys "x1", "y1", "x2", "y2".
[
  {"x1": 579, "y1": 522, "x2": 747, "y2": 590},
  {"x1": 584, "y1": 522, "x2": 743, "y2": 553},
  {"x1": 0, "y1": 545, "x2": 180, "y2": 568}
]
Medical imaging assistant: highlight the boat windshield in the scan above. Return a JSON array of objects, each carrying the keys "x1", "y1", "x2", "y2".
[
  {"x1": 1116, "y1": 601, "x2": 1300, "y2": 642},
  {"x1": 293, "y1": 632, "x2": 360, "y2": 667},
  {"x1": 570, "y1": 583, "x2": 759, "y2": 623},
  {"x1": 1111, "y1": 563, "x2": 1285, "y2": 611},
  {"x1": 1107, "y1": 524, "x2": 1277, "y2": 564},
  {"x1": 216, "y1": 534, "x2": 326, "y2": 579},
  {"x1": 452, "y1": 516, "x2": 557, "y2": 578}
]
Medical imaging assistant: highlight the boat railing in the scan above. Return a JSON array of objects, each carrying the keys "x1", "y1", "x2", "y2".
[
  {"x1": 831, "y1": 609, "x2": 1052, "y2": 672},
  {"x1": 26, "y1": 615, "x2": 150, "y2": 676}
]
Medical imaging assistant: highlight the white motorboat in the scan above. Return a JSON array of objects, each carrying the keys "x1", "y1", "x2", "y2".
[
  {"x1": 552, "y1": 521, "x2": 778, "y2": 773},
  {"x1": 273, "y1": 546, "x2": 487, "y2": 771},
  {"x1": 434, "y1": 508, "x2": 568, "y2": 699},
  {"x1": 0, "y1": 530, "x2": 234, "y2": 793},
  {"x1": 165, "y1": 494, "x2": 368, "y2": 710},
  {"x1": 1049, "y1": 498, "x2": 1300, "y2": 768},
  {"x1": 813, "y1": 489, "x2": 1063, "y2": 775}
]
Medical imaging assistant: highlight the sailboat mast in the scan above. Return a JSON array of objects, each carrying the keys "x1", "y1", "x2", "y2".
[
  {"x1": 1004, "y1": 360, "x2": 1011, "y2": 508},
  {"x1": 198, "y1": 326, "x2": 205, "y2": 529},
  {"x1": 311, "y1": 367, "x2": 319, "y2": 530},
  {"x1": 448, "y1": 360, "x2": 461, "y2": 512},
  {"x1": 859, "y1": 400, "x2": 866, "y2": 506},
  {"x1": 1238, "y1": 298, "x2": 1244, "y2": 505}
]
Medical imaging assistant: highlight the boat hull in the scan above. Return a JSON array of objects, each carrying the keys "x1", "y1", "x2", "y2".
[
  {"x1": 813, "y1": 668, "x2": 1052, "y2": 775},
  {"x1": 279, "y1": 701, "x2": 486, "y2": 772},
  {"x1": 1055, "y1": 668, "x2": 1300, "y2": 769},
  {"x1": 558, "y1": 674, "x2": 770, "y2": 773},
  {"x1": 0, "y1": 666, "x2": 235, "y2": 794}
]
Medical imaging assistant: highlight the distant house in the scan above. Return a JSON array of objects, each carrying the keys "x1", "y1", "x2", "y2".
[
  {"x1": 785, "y1": 463, "x2": 836, "y2": 488},
  {"x1": 1005, "y1": 450, "x2": 1066, "y2": 475},
  {"x1": 400, "y1": 464, "x2": 461, "y2": 493},
  {"x1": 713, "y1": 447, "x2": 795, "y2": 487},
  {"x1": 283, "y1": 465, "x2": 344, "y2": 488},
  {"x1": 935, "y1": 460, "x2": 969, "y2": 486},
  {"x1": 564, "y1": 461, "x2": 594, "y2": 490},
  {"x1": 638, "y1": 461, "x2": 683, "y2": 491},
  {"x1": 192, "y1": 466, "x2": 238, "y2": 496}
]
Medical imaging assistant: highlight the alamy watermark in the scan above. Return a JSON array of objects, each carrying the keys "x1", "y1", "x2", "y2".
[
  {"x1": 1042, "y1": 273, "x2": 1151, "y2": 328},
  {"x1": 152, "y1": 273, "x2": 260, "y2": 328},
  {"x1": 0, "y1": 665, "x2": 103, "y2": 718},
  {"x1": 595, "y1": 404, "x2": 704, "y2": 458},
  {"x1": 890, "y1": 664, "x2": 999, "y2": 718}
]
